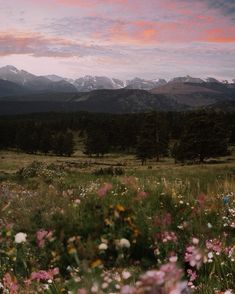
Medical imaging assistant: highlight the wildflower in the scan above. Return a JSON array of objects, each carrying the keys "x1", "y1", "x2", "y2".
[
  {"x1": 121, "y1": 285, "x2": 135, "y2": 294},
  {"x1": 98, "y1": 243, "x2": 108, "y2": 251},
  {"x1": 119, "y1": 238, "x2": 131, "y2": 248},
  {"x1": 224, "y1": 290, "x2": 233, "y2": 294},
  {"x1": 157, "y1": 231, "x2": 177, "y2": 243},
  {"x1": 223, "y1": 195, "x2": 229, "y2": 205},
  {"x1": 97, "y1": 183, "x2": 113, "y2": 197},
  {"x1": 192, "y1": 238, "x2": 199, "y2": 245},
  {"x1": 31, "y1": 268, "x2": 59, "y2": 282},
  {"x1": 122, "y1": 270, "x2": 131, "y2": 280},
  {"x1": 36, "y1": 229, "x2": 53, "y2": 248},
  {"x1": 155, "y1": 213, "x2": 172, "y2": 228},
  {"x1": 187, "y1": 269, "x2": 197, "y2": 282},
  {"x1": 115, "y1": 204, "x2": 126, "y2": 212},
  {"x1": 14, "y1": 232, "x2": 27, "y2": 244},
  {"x1": 208, "y1": 252, "x2": 213, "y2": 259},
  {"x1": 91, "y1": 259, "x2": 102, "y2": 268},
  {"x1": 169, "y1": 255, "x2": 178, "y2": 263},
  {"x1": 137, "y1": 191, "x2": 148, "y2": 199},
  {"x1": 197, "y1": 194, "x2": 206, "y2": 208},
  {"x1": 121, "y1": 176, "x2": 138, "y2": 190},
  {"x1": 207, "y1": 223, "x2": 213, "y2": 228},
  {"x1": 206, "y1": 239, "x2": 222, "y2": 253},
  {"x1": 185, "y1": 245, "x2": 203, "y2": 269},
  {"x1": 134, "y1": 263, "x2": 188, "y2": 293},
  {"x1": 101, "y1": 283, "x2": 108, "y2": 289},
  {"x1": 154, "y1": 248, "x2": 160, "y2": 256},
  {"x1": 77, "y1": 289, "x2": 87, "y2": 294},
  {"x1": 91, "y1": 283, "x2": 99, "y2": 293},
  {"x1": 3, "y1": 273, "x2": 19, "y2": 294}
]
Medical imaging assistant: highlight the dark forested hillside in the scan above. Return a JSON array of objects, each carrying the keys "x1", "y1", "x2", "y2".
[
  {"x1": 0, "y1": 89, "x2": 188, "y2": 115},
  {"x1": 0, "y1": 111, "x2": 234, "y2": 160}
]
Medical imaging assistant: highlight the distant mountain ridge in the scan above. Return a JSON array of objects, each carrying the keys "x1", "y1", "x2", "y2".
[
  {"x1": 0, "y1": 65, "x2": 77, "y2": 95},
  {"x1": 0, "y1": 65, "x2": 234, "y2": 94},
  {"x1": 0, "y1": 65, "x2": 235, "y2": 114}
]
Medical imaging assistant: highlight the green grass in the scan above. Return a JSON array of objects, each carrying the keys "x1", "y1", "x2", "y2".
[{"x1": 0, "y1": 150, "x2": 235, "y2": 293}]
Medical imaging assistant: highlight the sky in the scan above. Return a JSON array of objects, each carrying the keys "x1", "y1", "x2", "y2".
[{"x1": 0, "y1": 0, "x2": 235, "y2": 80}]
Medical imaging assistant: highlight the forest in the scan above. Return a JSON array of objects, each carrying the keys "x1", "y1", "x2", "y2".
[{"x1": 0, "y1": 110, "x2": 234, "y2": 163}]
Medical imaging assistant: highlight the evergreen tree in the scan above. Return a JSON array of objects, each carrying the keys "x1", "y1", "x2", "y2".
[
  {"x1": 136, "y1": 112, "x2": 169, "y2": 165},
  {"x1": 52, "y1": 131, "x2": 75, "y2": 156},
  {"x1": 84, "y1": 129, "x2": 110, "y2": 157},
  {"x1": 173, "y1": 111, "x2": 229, "y2": 163}
]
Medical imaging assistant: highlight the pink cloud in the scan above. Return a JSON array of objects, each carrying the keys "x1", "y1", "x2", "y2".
[{"x1": 0, "y1": 31, "x2": 113, "y2": 57}]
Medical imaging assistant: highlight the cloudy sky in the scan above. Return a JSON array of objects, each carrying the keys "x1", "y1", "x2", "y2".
[{"x1": 0, "y1": 0, "x2": 234, "y2": 80}]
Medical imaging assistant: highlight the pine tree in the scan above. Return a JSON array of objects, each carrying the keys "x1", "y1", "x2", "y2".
[
  {"x1": 136, "y1": 112, "x2": 169, "y2": 165},
  {"x1": 84, "y1": 129, "x2": 110, "y2": 157},
  {"x1": 173, "y1": 111, "x2": 229, "y2": 163}
]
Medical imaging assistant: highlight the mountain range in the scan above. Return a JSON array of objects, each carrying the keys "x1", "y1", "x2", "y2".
[{"x1": 0, "y1": 65, "x2": 235, "y2": 114}]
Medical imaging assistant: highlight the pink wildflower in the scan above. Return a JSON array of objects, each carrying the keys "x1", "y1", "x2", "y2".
[
  {"x1": 156, "y1": 231, "x2": 177, "y2": 243},
  {"x1": 132, "y1": 263, "x2": 188, "y2": 293},
  {"x1": 121, "y1": 177, "x2": 138, "y2": 191},
  {"x1": 120, "y1": 285, "x2": 135, "y2": 294},
  {"x1": 197, "y1": 194, "x2": 206, "y2": 208},
  {"x1": 97, "y1": 183, "x2": 113, "y2": 197},
  {"x1": 137, "y1": 191, "x2": 148, "y2": 199},
  {"x1": 31, "y1": 268, "x2": 59, "y2": 282},
  {"x1": 155, "y1": 213, "x2": 172, "y2": 228},
  {"x1": 36, "y1": 229, "x2": 53, "y2": 248},
  {"x1": 206, "y1": 239, "x2": 222, "y2": 253},
  {"x1": 184, "y1": 245, "x2": 203, "y2": 269},
  {"x1": 3, "y1": 273, "x2": 19, "y2": 294},
  {"x1": 187, "y1": 269, "x2": 197, "y2": 282}
]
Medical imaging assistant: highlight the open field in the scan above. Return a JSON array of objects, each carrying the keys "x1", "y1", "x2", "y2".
[{"x1": 0, "y1": 151, "x2": 235, "y2": 293}]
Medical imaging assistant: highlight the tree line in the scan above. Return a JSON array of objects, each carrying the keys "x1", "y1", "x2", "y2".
[{"x1": 0, "y1": 110, "x2": 234, "y2": 163}]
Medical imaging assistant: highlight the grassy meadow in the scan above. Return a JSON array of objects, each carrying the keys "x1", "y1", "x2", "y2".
[{"x1": 0, "y1": 150, "x2": 235, "y2": 293}]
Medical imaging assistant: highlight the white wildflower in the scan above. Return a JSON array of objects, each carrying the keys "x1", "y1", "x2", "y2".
[
  {"x1": 98, "y1": 243, "x2": 108, "y2": 251},
  {"x1": 15, "y1": 232, "x2": 27, "y2": 244},
  {"x1": 119, "y1": 238, "x2": 131, "y2": 248},
  {"x1": 122, "y1": 270, "x2": 131, "y2": 280}
]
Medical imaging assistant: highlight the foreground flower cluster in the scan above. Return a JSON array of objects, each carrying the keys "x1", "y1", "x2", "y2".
[{"x1": 0, "y1": 171, "x2": 234, "y2": 293}]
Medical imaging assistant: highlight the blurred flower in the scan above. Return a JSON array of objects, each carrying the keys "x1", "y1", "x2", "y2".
[
  {"x1": 122, "y1": 270, "x2": 131, "y2": 280},
  {"x1": 91, "y1": 259, "x2": 102, "y2": 268},
  {"x1": 155, "y1": 213, "x2": 172, "y2": 228},
  {"x1": 223, "y1": 195, "x2": 229, "y2": 205},
  {"x1": 187, "y1": 269, "x2": 197, "y2": 283},
  {"x1": 3, "y1": 273, "x2": 18, "y2": 294},
  {"x1": 197, "y1": 194, "x2": 206, "y2": 208},
  {"x1": 137, "y1": 191, "x2": 148, "y2": 199},
  {"x1": 121, "y1": 285, "x2": 135, "y2": 294},
  {"x1": 119, "y1": 238, "x2": 131, "y2": 248},
  {"x1": 169, "y1": 256, "x2": 178, "y2": 263},
  {"x1": 206, "y1": 239, "x2": 222, "y2": 253},
  {"x1": 185, "y1": 245, "x2": 203, "y2": 269},
  {"x1": 224, "y1": 290, "x2": 233, "y2": 294},
  {"x1": 36, "y1": 229, "x2": 53, "y2": 248},
  {"x1": 31, "y1": 268, "x2": 59, "y2": 282},
  {"x1": 77, "y1": 289, "x2": 87, "y2": 294},
  {"x1": 97, "y1": 183, "x2": 113, "y2": 197},
  {"x1": 192, "y1": 238, "x2": 199, "y2": 245},
  {"x1": 91, "y1": 283, "x2": 99, "y2": 293},
  {"x1": 14, "y1": 232, "x2": 27, "y2": 244},
  {"x1": 133, "y1": 263, "x2": 188, "y2": 293},
  {"x1": 157, "y1": 231, "x2": 177, "y2": 243},
  {"x1": 98, "y1": 243, "x2": 108, "y2": 251},
  {"x1": 207, "y1": 223, "x2": 213, "y2": 229}
]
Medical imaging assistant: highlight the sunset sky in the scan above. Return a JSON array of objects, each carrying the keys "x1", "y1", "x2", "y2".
[{"x1": 0, "y1": 0, "x2": 234, "y2": 80}]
